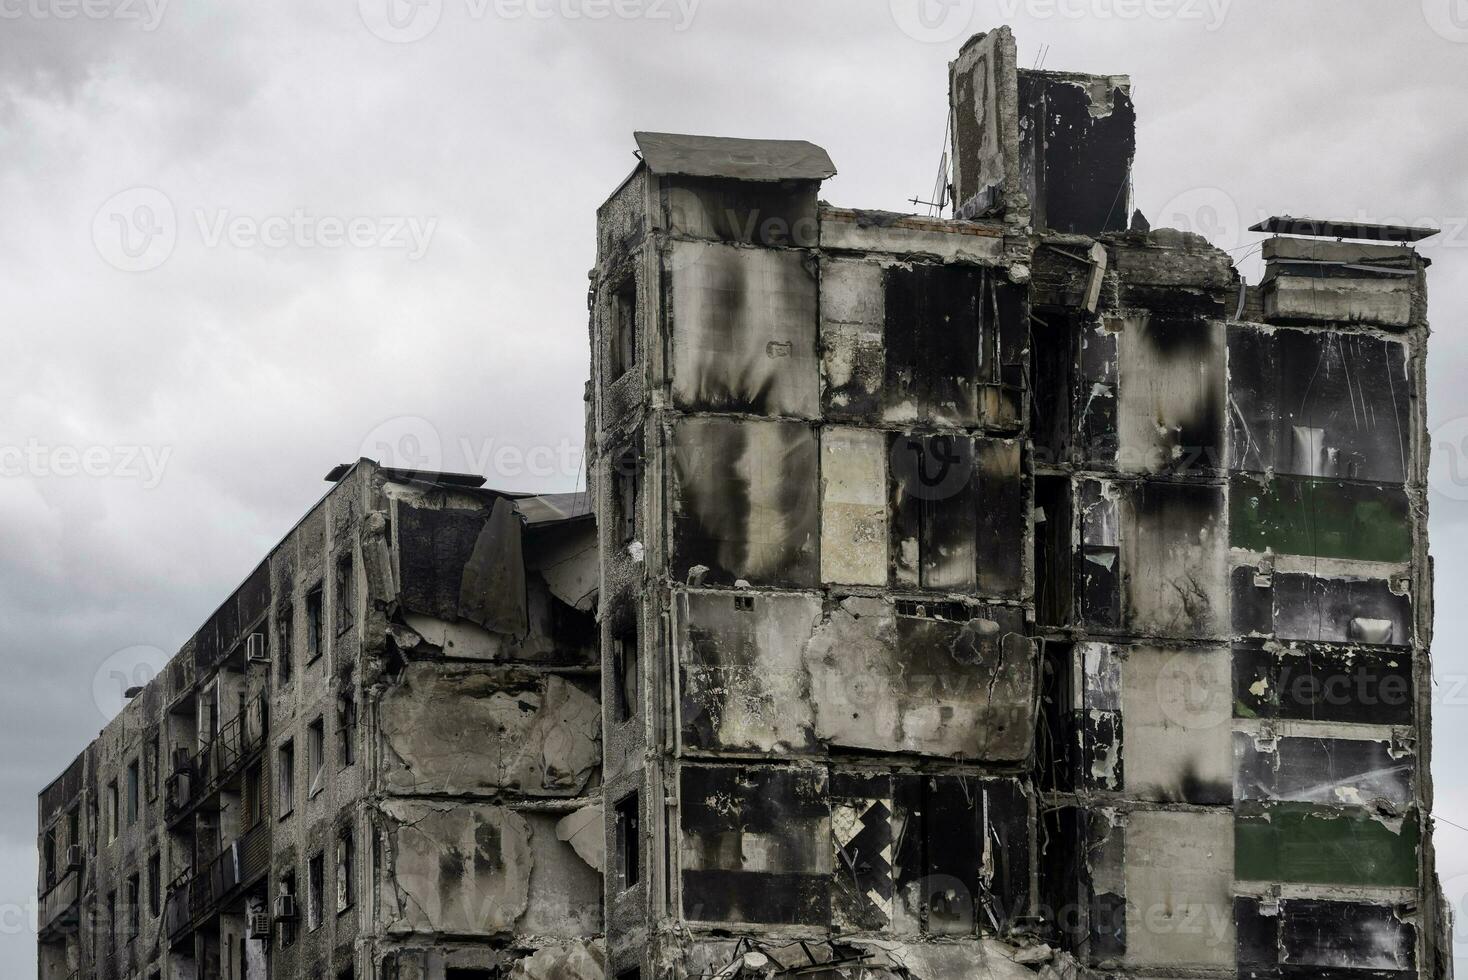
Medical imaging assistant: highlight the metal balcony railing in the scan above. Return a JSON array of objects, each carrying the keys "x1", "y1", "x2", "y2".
[
  {"x1": 163, "y1": 819, "x2": 270, "y2": 940},
  {"x1": 166, "y1": 692, "x2": 267, "y2": 821}
]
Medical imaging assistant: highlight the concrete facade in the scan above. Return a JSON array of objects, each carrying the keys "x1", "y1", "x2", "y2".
[
  {"x1": 586, "y1": 24, "x2": 1446, "y2": 980},
  {"x1": 37, "y1": 461, "x2": 603, "y2": 980}
]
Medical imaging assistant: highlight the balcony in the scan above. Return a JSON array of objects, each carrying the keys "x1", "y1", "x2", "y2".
[
  {"x1": 37, "y1": 868, "x2": 79, "y2": 938},
  {"x1": 166, "y1": 692, "x2": 267, "y2": 825},
  {"x1": 164, "y1": 819, "x2": 271, "y2": 942}
]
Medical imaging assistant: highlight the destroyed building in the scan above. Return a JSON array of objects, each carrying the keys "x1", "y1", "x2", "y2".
[
  {"x1": 37, "y1": 460, "x2": 605, "y2": 980},
  {"x1": 40, "y1": 23, "x2": 1446, "y2": 980},
  {"x1": 586, "y1": 24, "x2": 1445, "y2": 980}
]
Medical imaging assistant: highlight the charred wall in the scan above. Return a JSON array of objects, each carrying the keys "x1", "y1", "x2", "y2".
[{"x1": 589, "y1": 145, "x2": 1042, "y2": 979}]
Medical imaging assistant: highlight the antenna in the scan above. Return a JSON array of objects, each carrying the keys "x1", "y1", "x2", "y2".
[{"x1": 908, "y1": 115, "x2": 952, "y2": 217}]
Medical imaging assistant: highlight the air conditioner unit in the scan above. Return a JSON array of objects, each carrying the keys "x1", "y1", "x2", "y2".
[
  {"x1": 246, "y1": 911, "x2": 273, "y2": 938},
  {"x1": 245, "y1": 632, "x2": 269, "y2": 664},
  {"x1": 172, "y1": 747, "x2": 193, "y2": 773},
  {"x1": 273, "y1": 894, "x2": 296, "y2": 921},
  {"x1": 64, "y1": 844, "x2": 82, "y2": 870}
]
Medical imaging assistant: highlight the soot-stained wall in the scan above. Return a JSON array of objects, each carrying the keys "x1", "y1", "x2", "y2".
[
  {"x1": 676, "y1": 591, "x2": 1036, "y2": 761},
  {"x1": 677, "y1": 764, "x2": 1032, "y2": 937}
]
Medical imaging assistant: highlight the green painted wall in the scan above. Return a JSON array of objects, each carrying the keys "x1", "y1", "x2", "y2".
[
  {"x1": 1235, "y1": 802, "x2": 1419, "y2": 887},
  {"x1": 1229, "y1": 475, "x2": 1411, "y2": 563}
]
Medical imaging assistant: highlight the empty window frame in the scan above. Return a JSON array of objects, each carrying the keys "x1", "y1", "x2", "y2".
[
  {"x1": 614, "y1": 793, "x2": 640, "y2": 890},
  {"x1": 305, "y1": 585, "x2": 324, "y2": 663},
  {"x1": 336, "y1": 827, "x2": 355, "y2": 913},
  {"x1": 126, "y1": 873, "x2": 139, "y2": 937},
  {"x1": 42, "y1": 828, "x2": 56, "y2": 888},
  {"x1": 244, "y1": 762, "x2": 264, "y2": 829},
  {"x1": 611, "y1": 620, "x2": 639, "y2": 724},
  {"x1": 334, "y1": 552, "x2": 354, "y2": 634},
  {"x1": 126, "y1": 759, "x2": 139, "y2": 826},
  {"x1": 147, "y1": 851, "x2": 161, "y2": 918},
  {"x1": 277, "y1": 601, "x2": 294, "y2": 684},
  {"x1": 307, "y1": 717, "x2": 325, "y2": 797},
  {"x1": 277, "y1": 740, "x2": 296, "y2": 816},
  {"x1": 107, "y1": 781, "x2": 119, "y2": 841},
  {"x1": 610, "y1": 276, "x2": 637, "y2": 380},
  {"x1": 337, "y1": 693, "x2": 357, "y2": 768},
  {"x1": 145, "y1": 733, "x2": 160, "y2": 803},
  {"x1": 614, "y1": 446, "x2": 639, "y2": 544},
  {"x1": 307, "y1": 852, "x2": 324, "y2": 931}
]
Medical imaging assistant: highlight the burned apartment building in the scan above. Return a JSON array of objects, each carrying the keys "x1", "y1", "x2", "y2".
[
  {"x1": 587, "y1": 24, "x2": 1446, "y2": 980},
  {"x1": 36, "y1": 459, "x2": 604, "y2": 980},
  {"x1": 40, "y1": 23, "x2": 1446, "y2": 980}
]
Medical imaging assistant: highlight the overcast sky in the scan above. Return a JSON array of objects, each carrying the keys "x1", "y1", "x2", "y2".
[{"x1": 2, "y1": 0, "x2": 1467, "y2": 972}]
